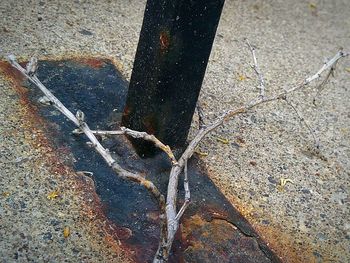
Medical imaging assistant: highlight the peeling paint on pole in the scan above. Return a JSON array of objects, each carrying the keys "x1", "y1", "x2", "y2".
[{"x1": 122, "y1": 0, "x2": 225, "y2": 156}]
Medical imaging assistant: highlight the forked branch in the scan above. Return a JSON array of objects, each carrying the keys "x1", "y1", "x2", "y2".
[
  {"x1": 73, "y1": 127, "x2": 177, "y2": 165},
  {"x1": 157, "y1": 49, "x2": 348, "y2": 261},
  {"x1": 7, "y1": 47, "x2": 348, "y2": 263}
]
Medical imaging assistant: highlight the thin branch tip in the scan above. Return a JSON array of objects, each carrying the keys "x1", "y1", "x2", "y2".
[{"x1": 246, "y1": 39, "x2": 266, "y2": 98}]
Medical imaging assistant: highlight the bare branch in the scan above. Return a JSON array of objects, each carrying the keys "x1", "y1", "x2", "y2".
[
  {"x1": 246, "y1": 39, "x2": 266, "y2": 98},
  {"x1": 72, "y1": 129, "x2": 123, "y2": 135},
  {"x1": 7, "y1": 55, "x2": 79, "y2": 126},
  {"x1": 184, "y1": 160, "x2": 190, "y2": 201},
  {"x1": 175, "y1": 160, "x2": 190, "y2": 221},
  {"x1": 7, "y1": 55, "x2": 167, "y2": 256},
  {"x1": 313, "y1": 60, "x2": 338, "y2": 105},
  {"x1": 8, "y1": 49, "x2": 348, "y2": 263},
  {"x1": 120, "y1": 127, "x2": 178, "y2": 165},
  {"x1": 154, "y1": 51, "x2": 348, "y2": 260},
  {"x1": 179, "y1": 50, "x2": 348, "y2": 167},
  {"x1": 73, "y1": 128, "x2": 178, "y2": 165},
  {"x1": 283, "y1": 98, "x2": 320, "y2": 149}
]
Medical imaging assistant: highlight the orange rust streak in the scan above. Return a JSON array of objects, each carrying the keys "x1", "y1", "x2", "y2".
[
  {"x1": 0, "y1": 61, "x2": 26, "y2": 87},
  {"x1": 75, "y1": 58, "x2": 106, "y2": 69},
  {"x1": 221, "y1": 190, "x2": 314, "y2": 263},
  {"x1": 181, "y1": 214, "x2": 239, "y2": 256},
  {"x1": 254, "y1": 223, "x2": 315, "y2": 263},
  {"x1": 159, "y1": 31, "x2": 170, "y2": 52},
  {"x1": 199, "y1": 160, "x2": 312, "y2": 263},
  {"x1": 142, "y1": 115, "x2": 156, "y2": 135},
  {"x1": 0, "y1": 59, "x2": 136, "y2": 261}
]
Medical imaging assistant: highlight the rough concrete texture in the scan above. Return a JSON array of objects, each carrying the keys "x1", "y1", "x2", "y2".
[
  {"x1": 0, "y1": 0, "x2": 349, "y2": 262},
  {"x1": 0, "y1": 75, "x2": 133, "y2": 262}
]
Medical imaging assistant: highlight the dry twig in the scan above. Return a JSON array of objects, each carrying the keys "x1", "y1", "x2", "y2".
[
  {"x1": 155, "y1": 50, "x2": 347, "y2": 261},
  {"x1": 246, "y1": 39, "x2": 266, "y2": 98},
  {"x1": 175, "y1": 160, "x2": 190, "y2": 221},
  {"x1": 283, "y1": 98, "x2": 320, "y2": 149},
  {"x1": 7, "y1": 47, "x2": 348, "y2": 263},
  {"x1": 73, "y1": 127, "x2": 177, "y2": 165},
  {"x1": 313, "y1": 60, "x2": 338, "y2": 105},
  {"x1": 7, "y1": 55, "x2": 167, "y2": 257}
]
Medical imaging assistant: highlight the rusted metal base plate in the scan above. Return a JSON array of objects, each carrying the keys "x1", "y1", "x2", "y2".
[{"x1": 2, "y1": 58, "x2": 281, "y2": 263}]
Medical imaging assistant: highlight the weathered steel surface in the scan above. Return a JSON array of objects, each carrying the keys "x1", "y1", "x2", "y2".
[
  {"x1": 1, "y1": 58, "x2": 281, "y2": 262},
  {"x1": 122, "y1": 0, "x2": 225, "y2": 156}
]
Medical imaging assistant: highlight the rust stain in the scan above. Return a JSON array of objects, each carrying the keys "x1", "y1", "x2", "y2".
[
  {"x1": 72, "y1": 158, "x2": 136, "y2": 256},
  {"x1": 181, "y1": 215, "x2": 207, "y2": 250},
  {"x1": 181, "y1": 213, "x2": 237, "y2": 245},
  {"x1": 211, "y1": 180, "x2": 316, "y2": 263},
  {"x1": 123, "y1": 105, "x2": 131, "y2": 116},
  {"x1": 76, "y1": 175, "x2": 131, "y2": 237},
  {"x1": 0, "y1": 57, "x2": 292, "y2": 262},
  {"x1": 181, "y1": 213, "x2": 265, "y2": 263},
  {"x1": 0, "y1": 59, "x2": 136, "y2": 262},
  {"x1": 159, "y1": 30, "x2": 170, "y2": 53},
  {"x1": 2, "y1": 53, "x2": 125, "y2": 75},
  {"x1": 75, "y1": 58, "x2": 106, "y2": 69},
  {"x1": 254, "y1": 223, "x2": 317, "y2": 263},
  {"x1": 142, "y1": 115, "x2": 157, "y2": 135},
  {"x1": 0, "y1": 61, "x2": 26, "y2": 89},
  {"x1": 121, "y1": 105, "x2": 131, "y2": 127}
]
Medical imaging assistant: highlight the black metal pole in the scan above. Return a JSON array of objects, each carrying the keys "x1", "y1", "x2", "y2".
[{"x1": 122, "y1": 0, "x2": 225, "y2": 156}]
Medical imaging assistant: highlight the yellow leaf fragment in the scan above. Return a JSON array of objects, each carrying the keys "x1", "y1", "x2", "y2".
[
  {"x1": 195, "y1": 150, "x2": 209, "y2": 157},
  {"x1": 47, "y1": 191, "x2": 59, "y2": 200},
  {"x1": 309, "y1": 3, "x2": 317, "y2": 9},
  {"x1": 63, "y1": 226, "x2": 70, "y2": 238},
  {"x1": 2, "y1": 192, "x2": 10, "y2": 197},
  {"x1": 216, "y1": 137, "x2": 230, "y2": 144},
  {"x1": 281, "y1": 178, "x2": 293, "y2": 187},
  {"x1": 237, "y1": 74, "x2": 247, "y2": 81},
  {"x1": 278, "y1": 178, "x2": 293, "y2": 191},
  {"x1": 345, "y1": 68, "x2": 350, "y2": 73}
]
